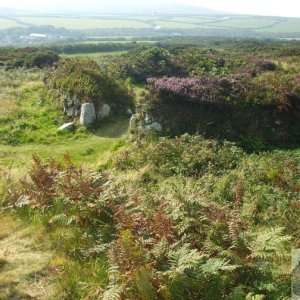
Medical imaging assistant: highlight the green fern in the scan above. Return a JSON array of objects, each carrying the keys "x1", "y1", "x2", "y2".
[
  {"x1": 247, "y1": 227, "x2": 291, "y2": 261},
  {"x1": 200, "y1": 258, "x2": 240, "y2": 275},
  {"x1": 103, "y1": 264, "x2": 123, "y2": 300},
  {"x1": 103, "y1": 285, "x2": 123, "y2": 300},
  {"x1": 49, "y1": 213, "x2": 77, "y2": 226},
  {"x1": 166, "y1": 244, "x2": 204, "y2": 280},
  {"x1": 245, "y1": 292, "x2": 265, "y2": 300}
]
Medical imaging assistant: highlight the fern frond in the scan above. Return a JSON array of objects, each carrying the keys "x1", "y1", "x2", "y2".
[
  {"x1": 245, "y1": 292, "x2": 265, "y2": 300},
  {"x1": 49, "y1": 213, "x2": 76, "y2": 226},
  {"x1": 247, "y1": 227, "x2": 291, "y2": 261},
  {"x1": 166, "y1": 244, "x2": 204, "y2": 279},
  {"x1": 103, "y1": 285, "x2": 123, "y2": 300},
  {"x1": 103, "y1": 264, "x2": 123, "y2": 300},
  {"x1": 200, "y1": 258, "x2": 240, "y2": 275}
]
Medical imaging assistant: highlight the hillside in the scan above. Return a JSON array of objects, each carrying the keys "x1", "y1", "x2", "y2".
[{"x1": 0, "y1": 39, "x2": 299, "y2": 299}]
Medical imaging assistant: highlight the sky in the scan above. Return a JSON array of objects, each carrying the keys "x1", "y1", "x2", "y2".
[{"x1": 0, "y1": 0, "x2": 300, "y2": 18}]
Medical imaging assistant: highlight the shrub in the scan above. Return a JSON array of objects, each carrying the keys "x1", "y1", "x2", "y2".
[
  {"x1": 147, "y1": 74, "x2": 299, "y2": 107},
  {"x1": 117, "y1": 47, "x2": 186, "y2": 82},
  {"x1": 144, "y1": 75, "x2": 300, "y2": 151},
  {"x1": 0, "y1": 47, "x2": 59, "y2": 69},
  {"x1": 24, "y1": 51, "x2": 59, "y2": 68},
  {"x1": 111, "y1": 134, "x2": 244, "y2": 177},
  {"x1": 45, "y1": 57, "x2": 134, "y2": 109}
]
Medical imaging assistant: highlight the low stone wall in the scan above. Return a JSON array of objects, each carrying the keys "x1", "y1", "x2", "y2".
[{"x1": 145, "y1": 99, "x2": 300, "y2": 151}]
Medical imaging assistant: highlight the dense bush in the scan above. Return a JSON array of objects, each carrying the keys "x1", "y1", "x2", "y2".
[
  {"x1": 147, "y1": 76, "x2": 235, "y2": 104},
  {"x1": 111, "y1": 134, "x2": 244, "y2": 176},
  {"x1": 0, "y1": 47, "x2": 59, "y2": 69},
  {"x1": 145, "y1": 75, "x2": 300, "y2": 151},
  {"x1": 116, "y1": 47, "x2": 186, "y2": 82},
  {"x1": 45, "y1": 57, "x2": 133, "y2": 108},
  {"x1": 147, "y1": 74, "x2": 299, "y2": 107},
  {"x1": 174, "y1": 48, "x2": 246, "y2": 77},
  {"x1": 24, "y1": 50, "x2": 60, "y2": 68}
]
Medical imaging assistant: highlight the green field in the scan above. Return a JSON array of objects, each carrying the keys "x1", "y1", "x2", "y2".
[
  {"x1": 257, "y1": 18, "x2": 300, "y2": 32},
  {"x1": 211, "y1": 17, "x2": 280, "y2": 29},
  {"x1": 0, "y1": 14, "x2": 297, "y2": 34},
  {"x1": 17, "y1": 16, "x2": 152, "y2": 29},
  {"x1": 0, "y1": 18, "x2": 21, "y2": 29},
  {"x1": 167, "y1": 16, "x2": 219, "y2": 24}
]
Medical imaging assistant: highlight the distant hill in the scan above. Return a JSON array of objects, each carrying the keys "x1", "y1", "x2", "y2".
[
  {"x1": 89, "y1": 3, "x2": 223, "y2": 15},
  {"x1": 0, "y1": 7, "x2": 18, "y2": 15},
  {"x1": 0, "y1": 4, "x2": 222, "y2": 15}
]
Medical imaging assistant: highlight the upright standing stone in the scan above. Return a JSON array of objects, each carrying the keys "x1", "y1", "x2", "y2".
[
  {"x1": 97, "y1": 104, "x2": 110, "y2": 120},
  {"x1": 80, "y1": 103, "x2": 96, "y2": 127}
]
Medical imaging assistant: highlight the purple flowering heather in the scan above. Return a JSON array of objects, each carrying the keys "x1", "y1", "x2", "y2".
[{"x1": 147, "y1": 76, "x2": 233, "y2": 103}]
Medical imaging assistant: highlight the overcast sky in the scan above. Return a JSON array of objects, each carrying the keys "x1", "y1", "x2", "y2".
[{"x1": 1, "y1": 0, "x2": 300, "y2": 18}]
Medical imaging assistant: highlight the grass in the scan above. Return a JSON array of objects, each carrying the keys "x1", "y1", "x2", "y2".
[
  {"x1": 0, "y1": 81, "x2": 87, "y2": 145},
  {"x1": 78, "y1": 40, "x2": 157, "y2": 44},
  {"x1": 0, "y1": 68, "x2": 130, "y2": 176},
  {"x1": 0, "y1": 214, "x2": 54, "y2": 300}
]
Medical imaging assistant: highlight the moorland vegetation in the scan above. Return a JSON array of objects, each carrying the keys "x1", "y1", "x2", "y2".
[{"x1": 0, "y1": 39, "x2": 299, "y2": 299}]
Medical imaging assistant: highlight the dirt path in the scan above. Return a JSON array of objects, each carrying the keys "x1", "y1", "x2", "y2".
[{"x1": 0, "y1": 215, "x2": 55, "y2": 300}]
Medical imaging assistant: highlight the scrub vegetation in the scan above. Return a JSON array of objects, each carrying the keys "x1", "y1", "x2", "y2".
[{"x1": 0, "y1": 39, "x2": 299, "y2": 299}]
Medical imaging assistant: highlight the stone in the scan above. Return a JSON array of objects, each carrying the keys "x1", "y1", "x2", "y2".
[
  {"x1": 65, "y1": 107, "x2": 80, "y2": 118},
  {"x1": 129, "y1": 114, "x2": 138, "y2": 129},
  {"x1": 58, "y1": 122, "x2": 75, "y2": 131},
  {"x1": 126, "y1": 108, "x2": 133, "y2": 115},
  {"x1": 144, "y1": 122, "x2": 162, "y2": 132},
  {"x1": 80, "y1": 103, "x2": 96, "y2": 126},
  {"x1": 62, "y1": 94, "x2": 81, "y2": 118},
  {"x1": 97, "y1": 104, "x2": 110, "y2": 120},
  {"x1": 144, "y1": 113, "x2": 153, "y2": 125},
  {"x1": 275, "y1": 120, "x2": 282, "y2": 126}
]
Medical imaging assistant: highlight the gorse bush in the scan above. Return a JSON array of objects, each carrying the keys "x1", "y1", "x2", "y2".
[{"x1": 6, "y1": 134, "x2": 299, "y2": 299}]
